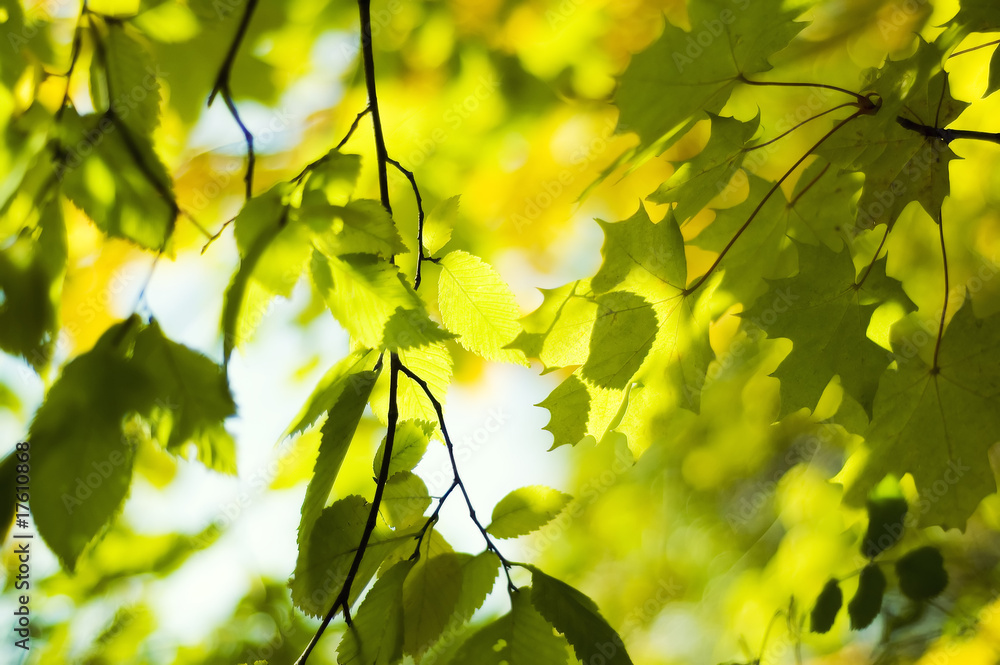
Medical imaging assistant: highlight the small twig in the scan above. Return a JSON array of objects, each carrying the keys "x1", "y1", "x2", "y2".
[
  {"x1": 949, "y1": 39, "x2": 1000, "y2": 57},
  {"x1": 208, "y1": 0, "x2": 259, "y2": 201},
  {"x1": 385, "y1": 157, "x2": 427, "y2": 288},
  {"x1": 290, "y1": 107, "x2": 372, "y2": 184},
  {"x1": 684, "y1": 109, "x2": 866, "y2": 295},
  {"x1": 896, "y1": 117, "x2": 1000, "y2": 145},
  {"x1": 397, "y1": 362, "x2": 518, "y2": 593},
  {"x1": 933, "y1": 210, "x2": 949, "y2": 372}
]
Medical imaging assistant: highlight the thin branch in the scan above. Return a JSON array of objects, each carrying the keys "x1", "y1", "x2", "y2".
[
  {"x1": 896, "y1": 116, "x2": 1000, "y2": 145},
  {"x1": 385, "y1": 157, "x2": 427, "y2": 289},
  {"x1": 397, "y1": 362, "x2": 518, "y2": 593},
  {"x1": 933, "y1": 210, "x2": 949, "y2": 372},
  {"x1": 338, "y1": 107, "x2": 371, "y2": 150},
  {"x1": 291, "y1": 107, "x2": 372, "y2": 184},
  {"x1": 219, "y1": 89, "x2": 255, "y2": 201},
  {"x1": 684, "y1": 110, "x2": 865, "y2": 295},
  {"x1": 359, "y1": 0, "x2": 392, "y2": 215},
  {"x1": 56, "y1": 2, "x2": 87, "y2": 119},
  {"x1": 295, "y1": 5, "x2": 404, "y2": 662},
  {"x1": 949, "y1": 39, "x2": 1000, "y2": 57},
  {"x1": 295, "y1": 355, "x2": 402, "y2": 665},
  {"x1": 208, "y1": 0, "x2": 259, "y2": 201}
]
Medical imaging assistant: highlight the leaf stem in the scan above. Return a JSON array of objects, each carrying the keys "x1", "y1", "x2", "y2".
[
  {"x1": 684, "y1": 110, "x2": 865, "y2": 295},
  {"x1": 856, "y1": 225, "x2": 890, "y2": 290},
  {"x1": 933, "y1": 211, "x2": 949, "y2": 372},
  {"x1": 743, "y1": 102, "x2": 857, "y2": 152},
  {"x1": 738, "y1": 74, "x2": 868, "y2": 106},
  {"x1": 397, "y1": 361, "x2": 518, "y2": 593},
  {"x1": 384, "y1": 157, "x2": 427, "y2": 289}
]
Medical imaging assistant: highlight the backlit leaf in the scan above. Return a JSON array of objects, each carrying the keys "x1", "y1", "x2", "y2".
[{"x1": 487, "y1": 486, "x2": 572, "y2": 539}]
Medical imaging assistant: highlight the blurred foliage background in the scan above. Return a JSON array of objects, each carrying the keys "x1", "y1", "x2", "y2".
[{"x1": 2, "y1": 0, "x2": 1000, "y2": 663}]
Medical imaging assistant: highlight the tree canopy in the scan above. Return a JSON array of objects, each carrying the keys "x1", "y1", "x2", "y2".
[{"x1": 3, "y1": 0, "x2": 1000, "y2": 664}]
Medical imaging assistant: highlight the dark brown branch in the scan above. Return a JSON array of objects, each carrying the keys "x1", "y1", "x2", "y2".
[{"x1": 897, "y1": 116, "x2": 1000, "y2": 145}]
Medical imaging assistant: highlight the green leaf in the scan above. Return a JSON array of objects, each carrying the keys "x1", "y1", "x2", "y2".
[
  {"x1": 312, "y1": 252, "x2": 449, "y2": 350},
  {"x1": 131, "y1": 320, "x2": 237, "y2": 474},
  {"x1": 615, "y1": 0, "x2": 804, "y2": 151},
  {"x1": 371, "y1": 342, "x2": 452, "y2": 428},
  {"x1": 59, "y1": 110, "x2": 175, "y2": 250},
  {"x1": 423, "y1": 195, "x2": 459, "y2": 256},
  {"x1": 690, "y1": 173, "x2": 789, "y2": 304},
  {"x1": 223, "y1": 185, "x2": 311, "y2": 364},
  {"x1": 0, "y1": 197, "x2": 66, "y2": 370},
  {"x1": 285, "y1": 349, "x2": 380, "y2": 437},
  {"x1": 102, "y1": 23, "x2": 162, "y2": 140},
  {"x1": 591, "y1": 206, "x2": 687, "y2": 296},
  {"x1": 846, "y1": 296, "x2": 1000, "y2": 527},
  {"x1": 486, "y1": 486, "x2": 573, "y2": 539},
  {"x1": 810, "y1": 579, "x2": 842, "y2": 634},
  {"x1": 861, "y1": 496, "x2": 908, "y2": 559},
  {"x1": 296, "y1": 370, "x2": 377, "y2": 552},
  {"x1": 848, "y1": 564, "x2": 886, "y2": 630},
  {"x1": 582, "y1": 291, "x2": 658, "y2": 390},
  {"x1": 508, "y1": 279, "x2": 598, "y2": 373},
  {"x1": 988, "y1": 45, "x2": 1000, "y2": 98},
  {"x1": 450, "y1": 587, "x2": 570, "y2": 665},
  {"x1": 301, "y1": 150, "x2": 362, "y2": 205},
  {"x1": 438, "y1": 250, "x2": 527, "y2": 365},
  {"x1": 451, "y1": 552, "x2": 501, "y2": 624},
  {"x1": 529, "y1": 566, "x2": 633, "y2": 665},
  {"x1": 338, "y1": 559, "x2": 413, "y2": 665},
  {"x1": 29, "y1": 318, "x2": 156, "y2": 569},
  {"x1": 373, "y1": 419, "x2": 435, "y2": 476},
  {"x1": 303, "y1": 197, "x2": 407, "y2": 258},
  {"x1": 823, "y1": 43, "x2": 966, "y2": 230},
  {"x1": 538, "y1": 374, "x2": 591, "y2": 449},
  {"x1": 403, "y1": 553, "x2": 464, "y2": 656},
  {"x1": 382, "y1": 471, "x2": 431, "y2": 529},
  {"x1": 290, "y1": 495, "x2": 410, "y2": 617},
  {"x1": 648, "y1": 114, "x2": 760, "y2": 222},
  {"x1": 742, "y1": 241, "x2": 914, "y2": 418},
  {"x1": 895, "y1": 546, "x2": 948, "y2": 601}
]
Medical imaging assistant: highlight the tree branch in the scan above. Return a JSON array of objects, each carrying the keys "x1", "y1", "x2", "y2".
[
  {"x1": 209, "y1": 0, "x2": 259, "y2": 201},
  {"x1": 295, "y1": 355, "x2": 401, "y2": 665},
  {"x1": 397, "y1": 361, "x2": 518, "y2": 593},
  {"x1": 896, "y1": 116, "x2": 1000, "y2": 145}
]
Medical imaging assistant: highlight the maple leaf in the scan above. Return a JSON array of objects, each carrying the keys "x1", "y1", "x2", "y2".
[
  {"x1": 845, "y1": 297, "x2": 1000, "y2": 528},
  {"x1": 615, "y1": 0, "x2": 805, "y2": 151},
  {"x1": 742, "y1": 241, "x2": 914, "y2": 419}
]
